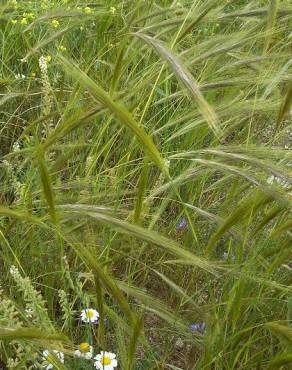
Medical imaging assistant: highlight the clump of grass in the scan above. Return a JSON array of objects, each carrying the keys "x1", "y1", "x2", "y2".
[{"x1": 0, "y1": 0, "x2": 291, "y2": 369}]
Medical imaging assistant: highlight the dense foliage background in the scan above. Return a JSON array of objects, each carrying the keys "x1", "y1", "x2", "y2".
[{"x1": 0, "y1": 0, "x2": 291, "y2": 369}]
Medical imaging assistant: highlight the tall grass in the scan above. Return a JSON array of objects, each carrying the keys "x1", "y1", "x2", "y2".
[{"x1": 0, "y1": 0, "x2": 291, "y2": 369}]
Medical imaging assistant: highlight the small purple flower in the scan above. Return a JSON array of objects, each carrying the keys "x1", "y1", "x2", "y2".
[
  {"x1": 189, "y1": 322, "x2": 205, "y2": 334},
  {"x1": 176, "y1": 218, "x2": 188, "y2": 232}
]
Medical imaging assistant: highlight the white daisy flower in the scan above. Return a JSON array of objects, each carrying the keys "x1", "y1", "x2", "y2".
[
  {"x1": 25, "y1": 307, "x2": 33, "y2": 318},
  {"x1": 42, "y1": 350, "x2": 64, "y2": 370},
  {"x1": 94, "y1": 351, "x2": 117, "y2": 370},
  {"x1": 80, "y1": 308, "x2": 99, "y2": 323},
  {"x1": 74, "y1": 342, "x2": 93, "y2": 359}
]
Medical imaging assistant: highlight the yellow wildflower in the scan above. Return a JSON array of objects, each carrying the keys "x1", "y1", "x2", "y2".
[
  {"x1": 84, "y1": 6, "x2": 92, "y2": 14},
  {"x1": 110, "y1": 6, "x2": 116, "y2": 14},
  {"x1": 20, "y1": 18, "x2": 28, "y2": 25},
  {"x1": 51, "y1": 19, "x2": 59, "y2": 28},
  {"x1": 58, "y1": 45, "x2": 66, "y2": 52},
  {"x1": 11, "y1": 19, "x2": 17, "y2": 24},
  {"x1": 45, "y1": 55, "x2": 52, "y2": 63}
]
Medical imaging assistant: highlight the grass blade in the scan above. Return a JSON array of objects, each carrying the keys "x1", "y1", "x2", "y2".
[
  {"x1": 67, "y1": 241, "x2": 135, "y2": 324},
  {"x1": 36, "y1": 147, "x2": 57, "y2": 223},
  {"x1": 263, "y1": 0, "x2": 279, "y2": 53},
  {"x1": 175, "y1": 0, "x2": 218, "y2": 45},
  {"x1": 275, "y1": 82, "x2": 292, "y2": 132},
  {"x1": 127, "y1": 315, "x2": 144, "y2": 370},
  {"x1": 134, "y1": 160, "x2": 149, "y2": 225}
]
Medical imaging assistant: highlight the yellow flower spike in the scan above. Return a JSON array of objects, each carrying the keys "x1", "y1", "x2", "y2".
[
  {"x1": 51, "y1": 19, "x2": 59, "y2": 28},
  {"x1": 45, "y1": 55, "x2": 52, "y2": 63},
  {"x1": 110, "y1": 6, "x2": 116, "y2": 14},
  {"x1": 20, "y1": 18, "x2": 28, "y2": 25},
  {"x1": 84, "y1": 6, "x2": 92, "y2": 14},
  {"x1": 58, "y1": 45, "x2": 66, "y2": 52}
]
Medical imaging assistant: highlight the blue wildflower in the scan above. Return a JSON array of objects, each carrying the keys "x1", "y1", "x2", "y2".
[
  {"x1": 189, "y1": 322, "x2": 205, "y2": 334},
  {"x1": 176, "y1": 218, "x2": 188, "y2": 232}
]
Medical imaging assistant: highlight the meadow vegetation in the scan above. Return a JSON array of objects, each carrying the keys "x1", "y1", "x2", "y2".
[{"x1": 0, "y1": 0, "x2": 291, "y2": 369}]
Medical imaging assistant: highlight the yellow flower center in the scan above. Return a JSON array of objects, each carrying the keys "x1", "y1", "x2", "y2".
[
  {"x1": 86, "y1": 310, "x2": 94, "y2": 318},
  {"x1": 79, "y1": 342, "x2": 90, "y2": 353},
  {"x1": 101, "y1": 356, "x2": 111, "y2": 365}
]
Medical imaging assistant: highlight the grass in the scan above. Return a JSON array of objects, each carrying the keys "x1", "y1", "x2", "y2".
[{"x1": 0, "y1": 0, "x2": 291, "y2": 369}]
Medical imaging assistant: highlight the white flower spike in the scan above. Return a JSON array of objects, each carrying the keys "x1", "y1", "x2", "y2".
[
  {"x1": 42, "y1": 350, "x2": 64, "y2": 370},
  {"x1": 74, "y1": 342, "x2": 93, "y2": 359},
  {"x1": 94, "y1": 351, "x2": 117, "y2": 370},
  {"x1": 9, "y1": 265, "x2": 18, "y2": 276},
  {"x1": 80, "y1": 308, "x2": 99, "y2": 323}
]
